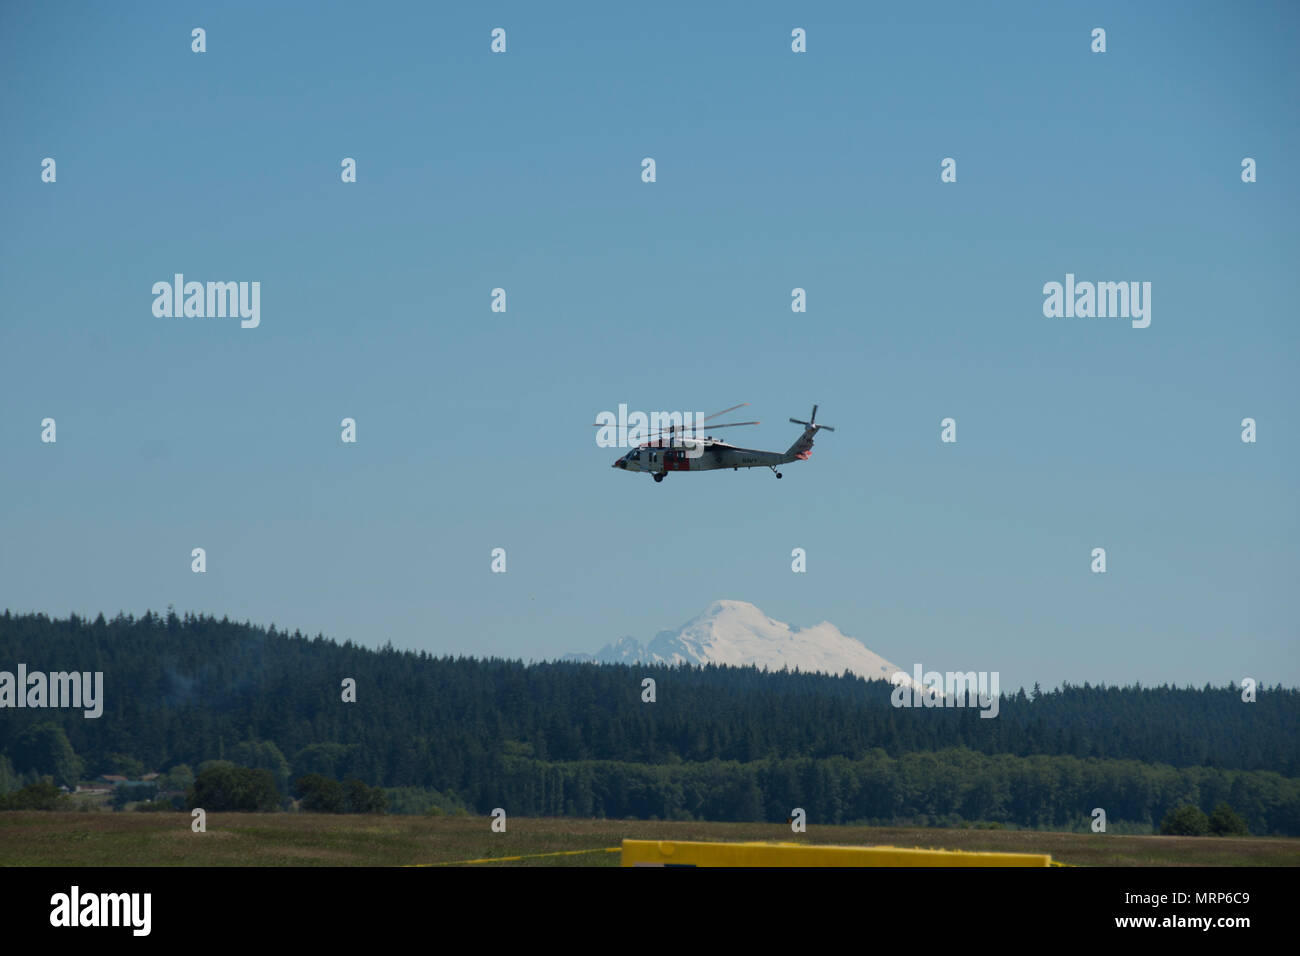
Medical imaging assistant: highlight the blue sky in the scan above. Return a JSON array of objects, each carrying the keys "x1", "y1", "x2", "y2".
[{"x1": 1, "y1": 1, "x2": 1296, "y2": 693}]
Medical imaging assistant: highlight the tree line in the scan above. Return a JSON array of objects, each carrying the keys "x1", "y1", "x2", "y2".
[{"x1": 2, "y1": 610, "x2": 1296, "y2": 832}]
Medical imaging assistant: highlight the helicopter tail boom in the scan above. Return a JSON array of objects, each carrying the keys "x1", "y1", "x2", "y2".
[{"x1": 785, "y1": 404, "x2": 835, "y2": 461}]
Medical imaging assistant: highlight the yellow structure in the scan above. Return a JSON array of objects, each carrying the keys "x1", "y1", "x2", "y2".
[{"x1": 620, "y1": 839, "x2": 1052, "y2": 867}]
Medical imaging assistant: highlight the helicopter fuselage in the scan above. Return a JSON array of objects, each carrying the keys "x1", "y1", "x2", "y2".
[
  {"x1": 613, "y1": 439, "x2": 800, "y2": 475},
  {"x1": 606, "y1": 405, "x2": 829, "y2": 481}
]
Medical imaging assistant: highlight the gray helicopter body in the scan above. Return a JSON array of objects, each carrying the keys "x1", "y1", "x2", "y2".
[{"x1": 610, "y1": 405, "x2": 833, "y2": 482}]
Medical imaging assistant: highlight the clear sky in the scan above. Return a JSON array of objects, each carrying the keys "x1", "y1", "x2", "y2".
[{"x1": 2, "y1": 1, "x2": 1296, "y2": 693}]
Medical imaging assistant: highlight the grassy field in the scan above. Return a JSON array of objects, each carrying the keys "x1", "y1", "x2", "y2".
[{"x1": 2, "y1": 812, "x2": 1298, "y2": 866}]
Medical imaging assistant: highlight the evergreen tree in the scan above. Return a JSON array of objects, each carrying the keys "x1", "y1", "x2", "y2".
[{"x1": 10, "y1": 722, "x2": 82, "y2": 788}]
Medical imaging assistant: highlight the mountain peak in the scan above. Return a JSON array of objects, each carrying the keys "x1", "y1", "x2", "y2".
[
  {"x1": 694, "y1": 599, "x2": 770, "y2": 624},
  {"x1": 567, "y1": 601, "x2": 909, "y2": 681}
]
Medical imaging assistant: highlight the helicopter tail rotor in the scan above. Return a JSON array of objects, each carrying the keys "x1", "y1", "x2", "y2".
[{"x1": 789, "y1": 404, "x2": 834, "y2": 433}]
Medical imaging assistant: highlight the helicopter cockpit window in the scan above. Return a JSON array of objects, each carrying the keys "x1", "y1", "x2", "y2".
[{"x1": 630, "y1": 450, "x2": 641, "y2": 460}]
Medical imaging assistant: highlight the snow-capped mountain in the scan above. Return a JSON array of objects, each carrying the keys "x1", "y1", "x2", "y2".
[{"x1": 566, "y1": 599, "x2": 911, "y2": 683}]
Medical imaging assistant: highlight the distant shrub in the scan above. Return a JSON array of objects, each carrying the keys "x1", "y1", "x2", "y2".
[
  {"x1": 342, "y1": 778, "x2": 387, "y2": 814},
  {"x1": 0, "y1": 781, "x2": 69, "y2": 811},
  {"x1": 1208, "y1": 803, "x2": 1250, "y2": 836},
  {"x1": 188, "y1": 765, "x2": 279, "y2": 812},
  {"x1": 294, "y1": 774, "x2": 344, "y2": 813},
  {"x1": 1160, "y1": 805, "x2": 1210, "y2": 836},
  {"x1": 293, "y1": 774, "x2": 387, "y2": 814},
  {"x1": 384, "y1": 786, "x2": 468, "y2": 816}
]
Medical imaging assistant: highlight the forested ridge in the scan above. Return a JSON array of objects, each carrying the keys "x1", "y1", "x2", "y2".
[{"x1": 2, "y1": 610, "x2": 1298, "y2": 833}]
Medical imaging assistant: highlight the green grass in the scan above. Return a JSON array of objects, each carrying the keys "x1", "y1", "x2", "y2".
[{"x1": 1, "y1": 812, "x2": 1296, "y2": 866}]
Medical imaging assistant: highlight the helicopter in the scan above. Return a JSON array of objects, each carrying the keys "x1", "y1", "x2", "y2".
[{"x1": 604, "y1": 404, "x2": 834, "y2": 482}]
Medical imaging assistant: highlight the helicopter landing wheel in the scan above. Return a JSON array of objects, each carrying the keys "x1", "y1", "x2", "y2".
[
  {"x1": 653, "y1": 473, "x2": 664, "y2": 483},
  {"x1": 776, "y1": 472, "x2": 783, "y2": 479}
]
